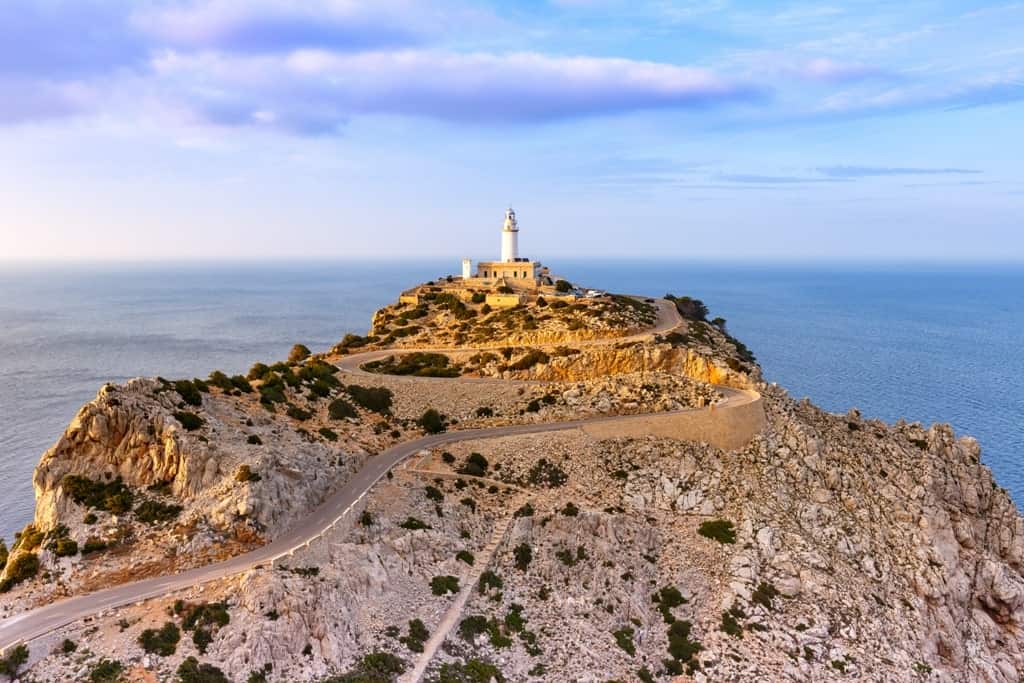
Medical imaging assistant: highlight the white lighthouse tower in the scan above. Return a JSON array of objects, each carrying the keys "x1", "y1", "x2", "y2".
[{"x1": 501, "y1": 207, "x2": 519, "y2": 262}]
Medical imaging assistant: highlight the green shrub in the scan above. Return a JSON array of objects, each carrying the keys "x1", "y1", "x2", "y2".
[
  {"x1": 667, "y1": 620, "x2": 702, "y2": 664},
  {"x1": 752, "y1": 580, "x2": 779, "y2": 610},
  {"x1": 192, "y1": 627, "x2": 213, "y2": 654},
  {"x1": 88, "y1": 658, "x2": 123, "y2": 683},
  {"x1": 177, "y1": 656, "x2": 230, "y2": 683},
  {"x1": 135, "y1": 500, "x2": 183, "y2": 524},
  {"x1": 0, "y1": 643, "x2": 28, "y2": 678},
  {"x1": 0, "y1": 552, "x2": 39, "y2": 592},
  {"x1": 471, "y1": 292, "x2": 486, "y2": 304},
  {"x1": 431, "y1": 575, "x2": 460, "y2": 596},
  {"x1": 561, "y1": 501, "x2": 579, "y2": 516},
  {"x1": 474, "y1": 406, "x2": 494, "y2": 418},
  {"x1": 206, "y1": 371, "x2": 233, "y2": 391},
  {"x1": 418, "y1": 408, "x2": 447, "y2": 433},
  {"x1": 514, "y1": 503, "x2": 534, "y2": 517},
  {"x1": 228, "y1": 375, "x2": 252, "y2": 393},
  {"x1": 514, "y1": 543, "x2": 532, "y2": 571},
  {"x1": 478, "y1": 570, "x2": 503, "y2": 593},
  {"x1": 286, "y1": 405, "x2": 312, "y2": 421},
  {"x1": 555, "y1": 548, "x2": 577, "y2": 567},
  {"x1": 139, "y1": 621, "x2": 180, "y2": 656},
  {"x1": 400, "y1": 618, "x2": 430, "y2": 653},
  {"x1": 459, "y1": 452, "x2": 489, "y2": 477},
  {"x1": 323, "y1": 651, "x2": 406, "y2": 682},
  {"x1": 174, "y1": 411, "x2": 205, "y2": 431},
  {"x1": 174, "y1": 380, "x2": 203, "y2": 407},
  {"x1": 435, "y1": 659, "x2": 504, "y2": 682},
  {"x1": 460, "y1": 497, "x2": 476, "y2": 512},
  {"x1": 335, "y1": 333, "x2": 377, "y2": 350},
  {"x1": 328, "y1": 397, "x2": 357, "y2": 420},
  {"x1": 318, "y1": 427, "x2": 339, "y2": 442},
  {"x1": 83, "y1": 512, "x2": 98, "y2": 525},
  {"x1": 247, "y1": 362, "x2": 270, "y2": 380},
  {"x1": 456, "y1": 550, "x2": 475, "y2": 565},
  {"x1": 526, "y1": 458, "x2": 567, "y2": 487},
  {"x1": 179, "y1": 601, "x2": 230, "y2": 631},
  {"x1": 82, "y1": 538, "x2": 108, "y2": 555},
  {"x1": 258, "y1": 374, "x2": 288, "y2": 405},
  {"x1": 288, "y1": 344, "x2": 312, "y2": 363},
  {"x1": 61, "y1": 638, "x2": 77, "y2": 654},
  {"x1": 555, "y1": 280, "x2": 572, "y2": 293},
  {"x1": 720, "y1": 606, "x2": 744, "y2": 638},
  {"x1": 613, "y1": 627, "x2": 636, "y2": 655},
  {"x1": 458, "y1": 615, "x2": 489, "y2": 641},
  {"x1": 345, "y1": 385, "x2": 393, "y2": 413},
  {"x1": 399, "y1": 517, "x2": 431, "y2": 530},
  {"x1": 652, "y1": 585, "x2": 688, "y2": 623},
  {"x1": 425, "y1": 485, "x2": 444, "y2": 502},
  {"x1": 51, "y1": 536, "x2": 79, "y2": 557},
  {"x1": 697, "y1": 519, "x2": 736, "y2": 544},
  {"x1": 62, "y1": 475, "x2": 135, "y2": 514},
  {"x1": 363, "y1": 352, "x2": 462, "y2": 378}
]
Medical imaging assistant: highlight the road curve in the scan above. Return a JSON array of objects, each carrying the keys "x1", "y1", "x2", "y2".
[{"x1": 0, "y1": 297, "x2": 756, "y2": 653}]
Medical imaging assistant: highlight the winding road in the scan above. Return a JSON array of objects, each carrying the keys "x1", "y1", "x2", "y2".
[{"x1": 0, "y1": 296, "x2": 760, "y2": 657}]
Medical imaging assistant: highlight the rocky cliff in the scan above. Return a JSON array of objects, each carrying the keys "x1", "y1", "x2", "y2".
[{"x1": 4, "y1": 292, "x2": 1023, "y2": 683}]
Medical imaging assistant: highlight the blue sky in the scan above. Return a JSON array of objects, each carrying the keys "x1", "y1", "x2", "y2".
[{"x1": 1, "y1": 0, "x2": 1021, "y2": 262}]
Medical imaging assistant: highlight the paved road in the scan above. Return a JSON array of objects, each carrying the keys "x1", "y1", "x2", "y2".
[{"x1": 0, "y1": 296, "x2": 754, "y2": 654}]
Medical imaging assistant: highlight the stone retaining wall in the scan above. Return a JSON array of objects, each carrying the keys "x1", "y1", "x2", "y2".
[{"x1": 582, "y1": 389, "x2": 765, "y2": 451}]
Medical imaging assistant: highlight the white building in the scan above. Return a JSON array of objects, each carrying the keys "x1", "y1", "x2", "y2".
[{"x1": 463, "y1": 208, "x2": 549, "y2": 288}]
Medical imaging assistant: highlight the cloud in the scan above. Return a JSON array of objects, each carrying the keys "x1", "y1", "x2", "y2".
[
  {"x1": 815, "y1": 72, "x2": 1024, "y2": 118},
  {"x1": 817, "y1": 166, "x2": 982, "y2": 178},
  {"x1": 796, "y1": 58, "x2": 886, "y2": 83},
  {"x1": 0, "y1": 1, "x2": 146, "y2": 78},
  {"x1": 134, "y1": 0, "x2": 426, "y2": 53},
  {"x1": 0, "y1": 77, "x2": 96, "y2": 124},
  {"x1": 151, "y1": 49, "x2": 764, "y2": 132},
  {"x1": 718, "y1": 173, "x2": 846, "y2": 184}
]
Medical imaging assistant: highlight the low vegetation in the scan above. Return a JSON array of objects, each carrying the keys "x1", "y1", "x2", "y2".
[
  {"x1": 363, "y1": 352, "x2": 463, "y2": 378},
  {"x1": 138, "y1": 621, "x2": 181, "y2": 656},
  {"x1": 62, "y1": 475, "x2": 134, "y2": 514},
  {"x1": 177, "y1": 656, "x2": 230, "y2": 683},
  {"x1": 418, "y1": 408, "x2": 447, "y2": 434},
  {"x1": 88, "y1": 658, "x2": 123, "y2": 683},
  {"x1": 0, "y1": 552, "x2": 40, "y2": 592},
  {"x1": 697, "y1": 518, "x2": 737, "y2": 544},
  {"x1": 173, "y1": 411, "x2": 205, "y2": 431},
  {"x1": 322, "y1": 651, "x2": 406, "y2": 683},
  {"x1": 135, "y1": 499, "x2": 183, "y2": 524},
  {"x1": 431, "y1": 575, "x2": 460, "y2": 596}
]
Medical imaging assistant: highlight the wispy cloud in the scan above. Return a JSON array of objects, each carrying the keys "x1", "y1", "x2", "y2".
[
  {"x1": 151, "y1": 49, "x2": 764, "y2": 132},
  {"x1": 718, "y1": 173, "x2": 846, "y2": 184},
  {"x1": 818, "y1": 165, "x2": 982, "y2": 178},
  {"x1": 133, "y1": 0, "x2": 428, "y2": 53}
]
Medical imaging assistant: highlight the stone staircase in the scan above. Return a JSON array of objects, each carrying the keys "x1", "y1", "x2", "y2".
[{"x1": 399, "y1": 494, "x2": 526, "y2": 683}]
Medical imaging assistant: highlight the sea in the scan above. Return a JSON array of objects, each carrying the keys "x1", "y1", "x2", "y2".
[{"x1": 0, "y1": 261, "x2": 1021, "y2": 542}]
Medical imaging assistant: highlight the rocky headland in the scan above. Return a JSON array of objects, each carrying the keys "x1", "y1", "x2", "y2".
[{"x1": 0, "y1": 283, "x2": 1021, "y2": 683}]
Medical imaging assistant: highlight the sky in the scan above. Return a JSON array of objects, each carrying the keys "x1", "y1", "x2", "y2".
[{"x1": 0, "y1": 0, "x2": 1022, "y2": 263}]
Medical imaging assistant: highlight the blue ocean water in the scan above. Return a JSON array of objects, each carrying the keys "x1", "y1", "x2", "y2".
[{"x1": 0, "y1": 261, "x2": 1021, "y2": 541}]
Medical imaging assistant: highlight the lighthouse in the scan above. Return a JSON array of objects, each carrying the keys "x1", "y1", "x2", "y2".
[
  {"x1": 460, "y1": 207, "x2": 550, "y2": 289},
  {"x1": 501, "y1": 207, "x2": 519, "y2": 262}
]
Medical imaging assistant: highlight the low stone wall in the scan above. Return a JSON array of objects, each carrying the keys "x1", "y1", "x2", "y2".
[{"x1": 581, "y1": 389, "x2": 765, "y2": 451}]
